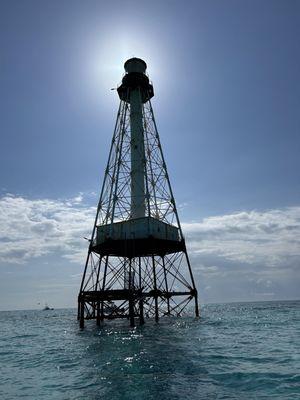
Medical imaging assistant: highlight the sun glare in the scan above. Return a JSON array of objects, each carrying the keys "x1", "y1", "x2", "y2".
[{"x1": 82, "y1": 29, "x2": 166, "y2": 107}]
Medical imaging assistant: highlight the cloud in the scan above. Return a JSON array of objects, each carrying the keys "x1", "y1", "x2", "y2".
[
  {"x1": 179, "y1": 208, "x2": 300, "y2": 301},
  {"x1": 0, "y1": 194, "x2": 299, "y2": 276},
  {"x1": 182, "y1": 207, "x2": 300, "y2": 268},
  {"x1": 0, "y1": 194, "x2": 95, "y2": 264},
  {"x1": 0, "y1": 194, "x2": 299, "y2": 302}
]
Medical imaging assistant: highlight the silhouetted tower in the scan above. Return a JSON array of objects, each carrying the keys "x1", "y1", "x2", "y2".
[{"x1": 78, "y1": 58, "x2": 199, "y2": 327}]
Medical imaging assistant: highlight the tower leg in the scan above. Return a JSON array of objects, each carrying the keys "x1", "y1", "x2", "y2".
[
  {"x1": 138, "y1": 257, "x2": 144, "y2": 325},
  {"x1": 152, "y1": 256, "x2": 159, "y2": 323},
  {"x1": 184, "y1": 247, "x2": 200, "y2": 318},
  {"x1": 129, "y1": 296, "x2": 135, "y2": 327},
  {"x1": 101, "y1": 256, "x2": 109, "y2": 321},
  {"x1": 194, "y1": 290, "x2": 200, "y2": 317},
  {"x1": 96, "y1": 301, "x2": 101, "y2": 326},
  {"x1": 96, "y1": 256, "x2": 102, "y2": 326},
  {"x1": 79, "y1": 300, "x2": 85, "y2": 329},
  {"x1": 128, "y1": 259, "x2": 135, "y2": 327},
  {"x1": 78, "y1": 247, "x2": 91, "y2": 323},
  {"x1": 77, "y1": 297, "x2": 80, "y2": 320},
  {"x1": 154, "y1": 297, "x2": 159, "y2": 322},
  {"x1": 139, "y1": 299, "x2": 145, "y2": 325},
  {"x1": 162, "y1": 256, "x2": 171, "y2": 315},
  {"x1": 154, "y1": 295, "x2": 159, "y2": 322}
]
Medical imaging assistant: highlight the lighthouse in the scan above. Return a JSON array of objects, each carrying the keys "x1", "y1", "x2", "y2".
[{"x1": 78, "y1": 58, "x2": 199, "y2": 327}]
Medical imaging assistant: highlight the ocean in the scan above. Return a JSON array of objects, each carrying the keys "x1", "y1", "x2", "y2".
[{"x1": 0, "y1": 301, "x2": 299, "y2": 399}]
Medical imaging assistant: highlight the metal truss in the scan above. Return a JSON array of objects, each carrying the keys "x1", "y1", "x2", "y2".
[
  {"x1": 93, "y1": 98, "x2": 181, "y2": 228},
  {"x1": 78, "y1": 94, "x2": 199, "y2": 327}
]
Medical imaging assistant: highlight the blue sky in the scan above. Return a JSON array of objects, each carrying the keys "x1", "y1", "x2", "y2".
[{"x1": 0, "y1": 0, "x2": 299, "y2": 310}]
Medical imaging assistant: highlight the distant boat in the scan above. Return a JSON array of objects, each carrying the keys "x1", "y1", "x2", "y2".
[{"x1": 43, "y1": 303, "x2": 54, "y2": 311}]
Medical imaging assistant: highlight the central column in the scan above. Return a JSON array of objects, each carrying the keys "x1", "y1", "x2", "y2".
[
  {"x1": 130, "y1": 87, "x2": 145, "y2": 219},
  {"x1": 118, "y1": 58, "x2": 153, "y2": 219}
]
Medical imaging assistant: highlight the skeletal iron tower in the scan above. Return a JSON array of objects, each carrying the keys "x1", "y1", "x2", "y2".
[{"x1": 78, "y1": 58, "x2": 199, "y2": 327}]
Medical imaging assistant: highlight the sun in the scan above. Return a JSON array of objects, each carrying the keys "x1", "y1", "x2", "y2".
[{"x1": 81, "y1": 29, "x2": 166, "y2": 107}]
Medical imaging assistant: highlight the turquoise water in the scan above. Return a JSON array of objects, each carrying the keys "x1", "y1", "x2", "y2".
[{"x1": 0, "y1": 301, "x2": 299, "y2": 399}]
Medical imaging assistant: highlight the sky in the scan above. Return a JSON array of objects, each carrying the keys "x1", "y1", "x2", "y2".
[{"x1": 0, "y1": 0, "x2": 299, "y2": 310}]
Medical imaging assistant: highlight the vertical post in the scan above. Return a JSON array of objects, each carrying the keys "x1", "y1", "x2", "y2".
[
  {"x1": 152, "y1": 255, "x2": 159, "y2": 322},
  {"x1": 101, "y1": 256, "x2": 109, "y2": 321},
  {"x1": 96, "y1": 301, "x2": 101, "y2": 326},
  {"x1": 95, "y1": 256, "x2": 102, "y2": 326},
  {"x1": 194, "y1": 291, "x2": 200, "y2": 318},
  {"x1": 79, "y1": 300, "x2": 85, "y2": 329},
  {"x1": 162, "y1": 256, "x2": 171, "y2": 315},
  {"x1": 138, "y1": 256, "x2": 144, "y2": 325},
  {"x1": 128, "y1": 258, "x2": 135, "y2": 327},
  {"x1": 77, "y1": 297, "x2": 80, "y2": 320}
]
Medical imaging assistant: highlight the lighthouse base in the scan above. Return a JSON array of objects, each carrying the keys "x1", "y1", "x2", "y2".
[{"x1": 78, "y1": 287, "x2": 198, "y2": 328}]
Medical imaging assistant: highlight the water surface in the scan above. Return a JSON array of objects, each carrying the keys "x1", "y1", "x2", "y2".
[{"x1": 0, "y1": 301, "x2": 299, "y2": 399}]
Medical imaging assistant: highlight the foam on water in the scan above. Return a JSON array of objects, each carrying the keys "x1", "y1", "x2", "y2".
[{"x1": 0, "y1": 301, "x2": 299, "y2": 399}]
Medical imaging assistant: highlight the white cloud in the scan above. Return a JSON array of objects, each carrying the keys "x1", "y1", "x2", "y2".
[
  {"x1": 0, "y1": 194, "x2": 95, "y2": 264},
  {"x1": 0, "y1": 194, "x2": 300, "y2": 281},
  {"x1": 182, "y1": 207, "x2": 300, "y2": 268},
  {"x1": 0, "y1": 195, "x2": 299, "y2": 303}
]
